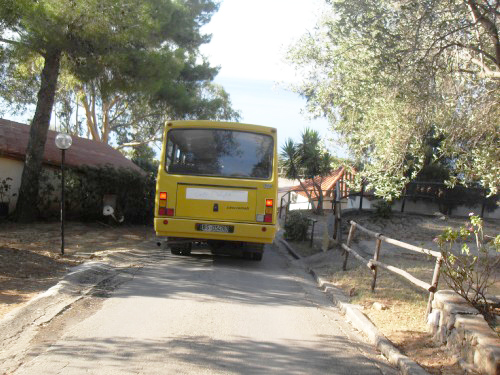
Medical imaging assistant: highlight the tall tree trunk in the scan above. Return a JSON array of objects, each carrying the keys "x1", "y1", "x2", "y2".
[
  {"x1": 313, "y1": 179, "x2": 324, "y2": 215},
  {"x1": 15, "y1": 49, "x2": 62, "y2": 223}
]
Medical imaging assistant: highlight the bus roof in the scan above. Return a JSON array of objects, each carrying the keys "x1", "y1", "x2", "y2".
[{"x1": 165, "y1": 120, "x2": 277, "y2": 135}]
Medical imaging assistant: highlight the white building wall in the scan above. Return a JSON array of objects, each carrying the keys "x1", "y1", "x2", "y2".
[
  {"x1": 0, "y1": 158, "x2": 24, "y2": 213},
  {"x1": 0, "y1": 158, "x2": 62, "y2": 215},
  {"x1": 347, "y1": 196, "x2": 376, "y2": 210},
  {"x1": 347, "y1": 196, "x2": 500, "y2": 219}
]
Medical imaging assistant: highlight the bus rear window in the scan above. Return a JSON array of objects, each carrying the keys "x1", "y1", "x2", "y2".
[{"x1": 165, "y1": 129, "x2": 274, "y2": 179}]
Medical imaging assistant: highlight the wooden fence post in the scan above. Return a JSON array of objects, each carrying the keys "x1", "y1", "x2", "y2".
[
  {"x1": 332, "y1": 201, "x2": 338, "y2": 240},
  {"x1": 359, "y1": 182, "x2": 364, "y2": 211},
  {"x1": 335, "y1": 181, "x2": 342, "y2": 244},
  {"x1": 401, "y1": 186, "x2": 407, "y2": 213},
  {"x1": 343, "y1": 221, "x2": 356, "y2": 271},
  {"x1": 426, "y1": 256, "x2": 443, "y2": 315},
  {"x1": 309, "y1": 219, "x2": 317, "y2": 248},
  {"x1": 371, "y1": 237, "x2": 382, "y2": 292},
  {"x1": 337, "y1": 202, "x2": 342, "y2": 245}
]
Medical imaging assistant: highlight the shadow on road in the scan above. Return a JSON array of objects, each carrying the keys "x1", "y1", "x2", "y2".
[
  {"x1": 24, "y1": 334, "x2": 388, "y2": 374},
  {"x1": 107, "y1": 245, "x2": 320, "y2": 308}
]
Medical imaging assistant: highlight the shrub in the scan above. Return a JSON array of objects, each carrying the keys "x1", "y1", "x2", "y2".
[
  {"x1": 38, "y1": 165, "x2": 155, "y2": 224},
  {"x1": 435, "y1": 214, "x2": 500, "y2": 323},
  {"x1": 374, "y1": 199, "x2": 392, "y2": 218},
  {"x1": 0, "y1": 177, "x2": 16, "y2": 218},
  {"x1": 284, "y1": 211, "x2": 310, "y2": 241}
]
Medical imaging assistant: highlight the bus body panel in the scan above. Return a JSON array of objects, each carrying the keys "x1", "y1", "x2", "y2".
[
  {"x1": 176, "y1": 184, "x2": 257, "y2": 222},
  {"x1": 154, "y1": 120, "x2": 278, "y2": 251},
  {"x1": 154, "y1": 218, "x2": 276, "y2": 243}
]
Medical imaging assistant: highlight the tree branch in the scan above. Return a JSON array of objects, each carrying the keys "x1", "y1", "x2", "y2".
[
  {"x1": 470, "y1": 58, "x2": 500, "y2": 78},
  {"x1": 115, "y1": 136, "x2": 161, "y2": 149},
  {"x1": 80, "y1": 91, "x2": 100, "y2": 141},
  {"x1": 467, "y1": 0, "x2": 500, "y2": 67}
]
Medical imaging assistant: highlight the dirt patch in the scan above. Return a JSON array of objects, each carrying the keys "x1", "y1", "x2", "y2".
[
  {"x1": 0, "y1": 221, "x2": 154, "y2": 319},
  {"x1": 286, "y1": 209, "x2": 499, "y2": 374}
]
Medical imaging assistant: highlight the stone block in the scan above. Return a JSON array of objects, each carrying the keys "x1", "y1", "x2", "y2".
[
  {"x1": 443, "y1": 301, "x2": 479, "y2": 316},
  {"x1": 427, "y1": 310, "x2": 440, "y2": 335},
  {"x1": 433, "y1": 290, "x2": 465, "y2": 308},
  {"x1": 431, "y1": 291, "x2": 500, "y2": 375},
  {"x1": 446, "y1": 329, "x2": 460, "y2": 352},
  {"x1": 446, "y1": 314, "x2": 456, "y2": 331},
  {"x1": 455, "y1": 314, "x2": 490, "y2": 333},
  {"x1": 474, "y1": 345, "x2": 500, "y2": 375},
  {"x1": 477, "y1": 334, "x2": 500, "y2": 347}
]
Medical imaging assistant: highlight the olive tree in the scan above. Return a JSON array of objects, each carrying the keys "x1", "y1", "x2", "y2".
[{"x1": 287, "y1": 0, "x2": 499, "y2": 200}]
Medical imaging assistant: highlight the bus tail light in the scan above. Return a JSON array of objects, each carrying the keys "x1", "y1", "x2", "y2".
[
  {"x1": 158, "y1": 192, "x2": 168, "y2": 216},
  {"x1": 264, "y1": 199, "x2": 273, "y2": 222},
  {"x1": 158, "y1": 208, "x2": 174, "y2": 217}
]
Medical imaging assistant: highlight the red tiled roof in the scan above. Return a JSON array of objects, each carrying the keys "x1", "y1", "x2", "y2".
[
  {"x1": 0, "y1": 119, "x2": 144, "y2": 174},
  {"x1": 291, "y1": 167, "x2": 346, "y2": 199}
]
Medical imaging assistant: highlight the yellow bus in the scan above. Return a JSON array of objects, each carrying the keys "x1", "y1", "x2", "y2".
[{"x1": 154, "y1": 120, "x2": 278, "y2": 261}]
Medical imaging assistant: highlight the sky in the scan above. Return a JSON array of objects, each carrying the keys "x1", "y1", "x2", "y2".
[{"x1": 200, "y1": 0, "x2": 342, "y2": 155}]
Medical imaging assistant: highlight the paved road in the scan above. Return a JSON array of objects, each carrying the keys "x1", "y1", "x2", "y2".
[{"x1": 12, "y1": 243, "x2": 397, "y2": 375}]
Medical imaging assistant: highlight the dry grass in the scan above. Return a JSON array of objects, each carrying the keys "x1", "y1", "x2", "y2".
[
  {"x1": 0, "y1": 222, "x2": 153, "y2": 318},
  {"x1": 322, "y1": 249, "x2": 431, "y2": 331}
]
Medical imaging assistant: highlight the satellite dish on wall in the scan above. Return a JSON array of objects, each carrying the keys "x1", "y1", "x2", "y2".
[
  {"x1": 103, "y1": 205, "x2": 114, "y2": 216},
  {"x1": 102, "y1": 205, "x2": 124, "y2": 223}
]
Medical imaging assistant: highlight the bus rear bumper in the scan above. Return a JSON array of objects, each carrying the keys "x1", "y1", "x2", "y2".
[{"x1": 154, "y1": 218, "x2": 276, "y2": 244}]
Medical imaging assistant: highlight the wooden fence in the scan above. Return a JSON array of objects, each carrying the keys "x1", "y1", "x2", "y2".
[{"x1": 342, "y1": 220, "x2": 443, "y2": 315}]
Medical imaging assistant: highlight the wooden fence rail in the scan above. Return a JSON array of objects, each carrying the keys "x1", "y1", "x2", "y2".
[{"x1": 342, "y1": 220, "x2": 443, "y2": 316}]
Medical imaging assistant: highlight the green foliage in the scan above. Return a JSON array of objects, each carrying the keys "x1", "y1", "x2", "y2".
[
  {"x1": 37, "y1": 170, "x2": 56, "y2": 217},
  {"x1": 373, "y1": 200, "x2": 392, "y2": 219},
  {"x1": 0, "y1": 177, "x2": 16, "y2": 203},
  {"x1": 1, "y1": 0, "x2": 239, "y2": 148},
  {"x1": 37, "y1": 166, "x2": 155, "y2": 224},
  {"x1": 129, "y1": 144, "x2": 160, "y2": 175},
  {"x1": 284, "y1": 211, "x2": 310, "y2": 242},
  {"x1": 0, "y1": 177, "x2": 15, "y2": 218},
  {"x1": 435, "y1": 215, "x2": 500, "y2": 323},
  {"x1": 287, "y1": 0, "x2": 500, "y2": 200},
  {"x1": 280, "y1": 128, "x2": 334, "y2": 214}
]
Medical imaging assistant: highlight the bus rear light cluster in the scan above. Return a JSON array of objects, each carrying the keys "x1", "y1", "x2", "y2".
[
  {"x1": 264, "y1": 199, "x2": 273, "y2": 223},
  {"x1": 158, "y1": 192, "x2": 174, "y2": 216},
  {"x1": 256, "y1": 199, "x2": 274, "y2": 223}
]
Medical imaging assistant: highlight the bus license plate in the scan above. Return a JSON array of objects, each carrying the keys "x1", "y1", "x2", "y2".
[{"x1": 196, "y1": 224, "x2": 234, "y2": 233}]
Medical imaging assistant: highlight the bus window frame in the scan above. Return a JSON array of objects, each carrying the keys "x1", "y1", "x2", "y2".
[{"x1": 164, "y1": 128, "x2": 275, "y2": 181}]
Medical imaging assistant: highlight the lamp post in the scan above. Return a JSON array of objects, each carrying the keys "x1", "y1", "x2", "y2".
[{"x1": 55, "y1": 133, "x2": 72, "y2": 255}]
